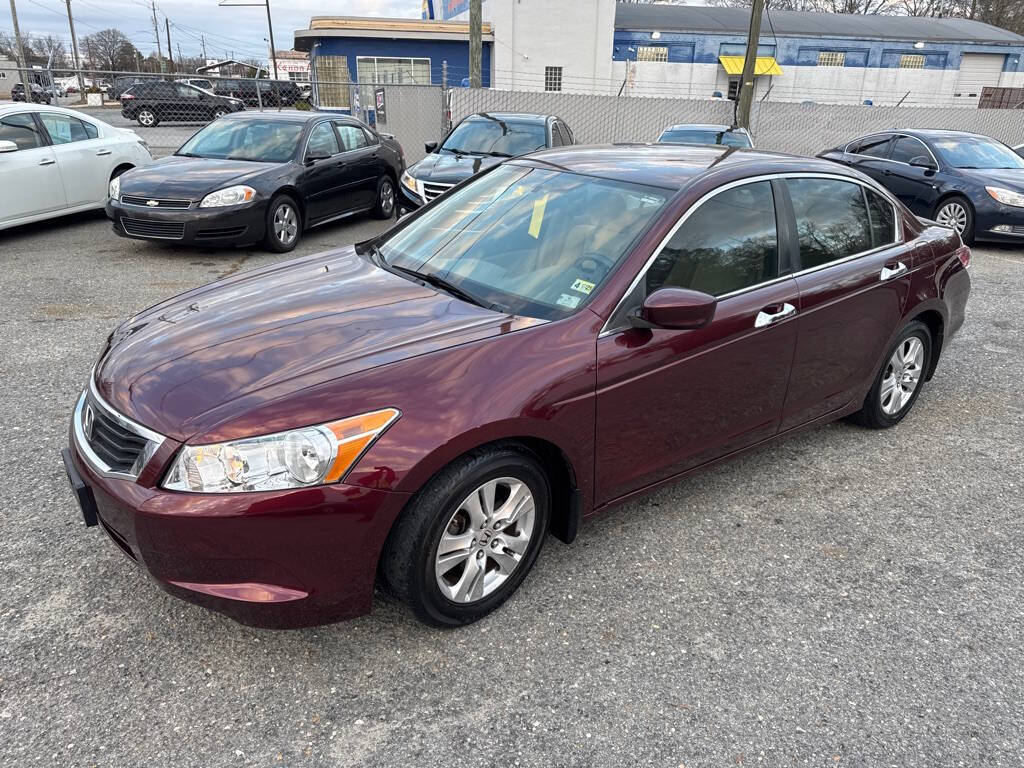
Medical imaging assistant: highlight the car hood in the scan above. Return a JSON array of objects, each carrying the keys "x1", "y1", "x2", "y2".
[
  {"x1": 957, "y1": 167, "x2": 1024, "y2": 191},
  {"x1": 118, "y1": 156, "x2": 279, "y2": 200},
  {"x1": 408, "y1": 151, "x2": 505, "y2": 184},
  {"x1": 94, "y1": 247, "x2": 538, "y2": 441}
]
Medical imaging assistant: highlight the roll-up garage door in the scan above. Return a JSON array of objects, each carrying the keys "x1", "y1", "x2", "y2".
[{"x1": 954, "y1": 54, "x2": 1005, "y2": 107}]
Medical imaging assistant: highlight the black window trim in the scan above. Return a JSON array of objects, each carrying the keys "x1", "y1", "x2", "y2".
[{"x1": 600, "y1": 171, "x2": 904, "y2": 337}]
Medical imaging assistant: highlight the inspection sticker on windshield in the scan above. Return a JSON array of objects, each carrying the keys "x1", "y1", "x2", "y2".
[
  {"x1": 571, "y1": 278, "x2": 596, "y2": 295},
  {"x1": 557, "y1": 293, "x2": 581, "y2": 309},
  {"x1": 528, "y1": 194, "x2": 549, "y2": 239}
]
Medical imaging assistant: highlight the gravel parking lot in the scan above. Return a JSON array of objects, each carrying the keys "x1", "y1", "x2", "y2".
[{"x1": 1, "y1": 210, "x2": 1022, "y2": 767}]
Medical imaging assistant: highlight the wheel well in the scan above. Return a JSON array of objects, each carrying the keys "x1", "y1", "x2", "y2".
[
  {"x1": 274, "y1": 186, "x2": 305, "y2": 224},
  {"x1": 912, "y1": 309, "x2": 944, "y2": 380},
  {"x1": 932, "y1": 191, "x2": 972, "y2": 217},
  {"x1": 110, "y1": 163, "x2": 134, "y2": 181}
]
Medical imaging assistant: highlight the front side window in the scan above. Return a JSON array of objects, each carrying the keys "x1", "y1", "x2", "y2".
[
  {"x1": 889, "y1": 136, "x2": 930, "y2": 164},
  {"x1": 39, "y1": 113, "x2": 93, "y2": 144},
  {"x1": 787, "y1": 178, "x2": 873, "y2": 269},
  {"x1": 0, "y1": 113, "x2": 44, "y2": 149},
  {"x1": 646, "y1": 181, "x2": 778, "y2": 298},
  {"x1": 378, "y1": 164, "x2": 668, "y2": 320},
  {"x1": 177, "y1": 119, "x2": 305, "y2": 162},
  {"x1": 175, "y1": 85, "x2": 201, "y2": 99},
  {"x1": 931, "y1": 136, "x2": 1024, "y2": 170},
  {"x1": 306, "y1": 122, "x2": 340, "y2": 156},
  {"x1": 442, "y1": 117, "x2": 548, "y2": 157}
]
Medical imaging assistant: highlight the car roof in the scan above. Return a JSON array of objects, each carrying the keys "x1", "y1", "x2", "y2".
[
  {"x1": 0, "y1": 103, "x2": 105, "y2": 123},
  {"x1": 662, "y1": 123, "x2": 748, "y2": 133},
  {"x1": 219, "y1": 109, "x2": 359, "y2": 124},
  {"x1": 464, "y1": 112, "x2": 551, "y2": 124},
  {"x1": 516, "y1": 144, "x2": 848, "y2": 191},
  {"x1": 878, "y1": 128, "x2": 995, "y2": 141}
]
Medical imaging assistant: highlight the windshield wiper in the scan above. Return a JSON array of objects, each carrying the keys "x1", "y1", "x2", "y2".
[
  {"x1": 485, "y1": 150, "x2": 513, "y2": 157},
  {"x1": 389, "y1": 264, "x2": 493, "y2": 310}
]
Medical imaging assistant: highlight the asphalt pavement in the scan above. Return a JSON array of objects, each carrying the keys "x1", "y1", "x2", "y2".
[{"x1": 0, "y1": 210, "x2": 1022, "y2": 767}]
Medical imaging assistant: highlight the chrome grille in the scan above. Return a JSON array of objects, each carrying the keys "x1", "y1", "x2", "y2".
[
  {"x1": 74, "y1": 383, "x2": 165, "y2": 479},
  {"x1": 422, "y1": 181, "x2": 454, "y2": 202},
  {"x1": 120, "y1": 196, "x2": 192, "y2": 209},
  {"x1": 120, "y1": 218, "x2": 185, "y2": 240}
]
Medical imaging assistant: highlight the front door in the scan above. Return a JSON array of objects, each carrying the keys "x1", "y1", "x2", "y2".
[
  {"x1": 298, "y1": 120, "x2": 349, "y2": 223},
  {"x1": 882, "y1": 135, "x2": 941, "y2": 217},
  {"x1": 779, "y1": 176, "x2": 914, "y2": 430},
  {"x1": 0, "y1": 112, "x2": 66, "y2": 224},
  {"x1": 595, "y1": 180, "x2": 799, "y2": 504}
]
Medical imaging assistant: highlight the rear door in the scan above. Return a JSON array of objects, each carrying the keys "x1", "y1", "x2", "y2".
[
  {"x1": 37, "y1": 111, "x2": 108, "y2": 206},
  {"x1": 843, "y1": 134, "x2": 894, "y2": 185},
  {"x1": 0, "y1": 112, "x2": 66, "y2": 223},
  {"x1": 779, "y1": 175, "x2": 914, "y2": 430},
  {"x1": 334, "y1": 121, "x2": 380, "y2": 209},
  {"x1": 595, "y1": 179, "x2": 799, "y2": 503}
]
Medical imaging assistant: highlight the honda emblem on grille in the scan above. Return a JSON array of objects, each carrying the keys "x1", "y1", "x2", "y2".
[
  {"x1": 146, "y1": 200, "x2": 159, "y2": 207},
  {"x1": 83, "y1": 404, "x2": 95, "y2": 441}
]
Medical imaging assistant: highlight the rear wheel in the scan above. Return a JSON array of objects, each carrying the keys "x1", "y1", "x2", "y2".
[
  {"x1": 373, "y1": 176, "x2": 396, "y2": 219},
  {"x1": 848, "y1": 320, "x2": 932, "y2": 429},
  {"x1": 935, "y1": 195, "x2": 974, "y2": 245},
  {"x1": 136, "y1": 108, "x2": 158, "y2": 128},
  {"x1": 263, "y1": 194, "x2": 301, "y2": 253},
  {"x1": 211, "y1": 107, "x2": 228, "y2": 120},
  {"x1": 380, "y1": 445, "x2": 551, "y2": 627}
]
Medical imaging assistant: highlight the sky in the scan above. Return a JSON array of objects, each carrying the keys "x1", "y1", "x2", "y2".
[{"x1": 4, "y1": 0, "x2": 423, "y2": 61}]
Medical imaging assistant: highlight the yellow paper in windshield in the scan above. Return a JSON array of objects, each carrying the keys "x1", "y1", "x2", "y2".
[{"x1": 528, "y1": 194, "x2": 549, "y2": 239}]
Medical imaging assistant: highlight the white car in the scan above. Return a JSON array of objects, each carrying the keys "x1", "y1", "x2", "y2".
[{"x1": 0, "y1": 104, "x2": 153, "y2": 231}]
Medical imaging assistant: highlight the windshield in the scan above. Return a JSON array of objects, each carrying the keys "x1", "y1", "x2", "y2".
[
  {"x1": 931, "y1": 136, "x2": 1024, "y2": 169},
  {"x1": 378, "y1": 163, "x2": 668, "y2": 320},
  {"x1": 177, "y1": 119, "x2": 303, "y2": 162},
  {"x1": 442, "y1": 117, "x2": 548, "y2": 156},
  {"x1": 659, "y1": 128, "x2": 751, "y2": 148}
]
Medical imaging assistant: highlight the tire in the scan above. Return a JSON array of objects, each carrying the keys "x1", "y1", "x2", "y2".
[
  {"x1": 934, "y1": 195, "x2": 974, "y2": 245},
  {"x1": 372, "y1": 175, "x2": 396, "y2": 219},
  {"x1": 380, "y1": 444, "x2": 551, "y2": 627},
  {"x1": 848, "y1": 320, "x2": 932, "y2": 429},
  {"x1": 136, "y1": 108, "x2": 158, "y2": 128},
  {"x1": 263, "y1": 194, "x2": 302, "y2": 253},
  {"x1": 211, "y1": 108, "x2": 228, "y2": 120}
]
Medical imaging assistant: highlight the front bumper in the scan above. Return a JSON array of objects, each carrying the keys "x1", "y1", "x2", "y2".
[
  {"x1": 397, "y1": 180, "x2": 424, "y2": 215},
  {"x1": 106, "y1": 198, "x2": 266, "y2": 247},
  {"x1": 64, "y1": 406, "x2": 411, "y2": 628},
  {"x1": 973, "y1": 196, "x2": 1024, "y2": 243}
]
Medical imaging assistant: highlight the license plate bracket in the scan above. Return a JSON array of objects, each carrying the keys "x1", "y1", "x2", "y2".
[{"x1": 61, "y1": 448, "x2": 99, "y2": 527}]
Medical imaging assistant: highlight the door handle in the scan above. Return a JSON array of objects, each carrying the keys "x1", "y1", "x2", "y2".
[
  {"x1": 881, "y1": 168, "x2": 893, "y2": 176},
  {"x1": 38, "y1": 158, "x2": 56, "y2": 166},
  {"x1": 96, "y1": 149, "x2": 112, "y2": 156},
  {"x1": 754, "y1": 302, "x2": 796, "y2": 328},
  {"x1": 880, "y1": 262, "x2": 908, "y2": 281}
]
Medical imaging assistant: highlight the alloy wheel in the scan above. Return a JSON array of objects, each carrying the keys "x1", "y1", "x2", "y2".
[
  {"x1": 273, "y1": 203, "x2": 298, "y2": 246},
  {"x1": 434, "y1": 477, "x2": 536, "y2": 604},
  {"x1": 138, "y1": 110, "x2": 155, "y2": 127},
  {"x1": 936, "y1": 202, "x2": 968, "y2": 234},
  {"x1": 380, "y1": 179, "x2": 395, "y2": 216},
  {"x1": 880, "y1": 336, "x2": 924, "y2": 415}
]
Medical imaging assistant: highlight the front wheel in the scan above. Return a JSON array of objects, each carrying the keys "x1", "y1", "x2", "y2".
[
  {"x1": 211, "y1": 107, "x2": 228, "y2": 120},
  {"x1": 848, "y1": 320, "x2": 932, "y2": 429},
  {"x1": 136, "y1": 108, "x2": 158, "y2": 128},
  {"x1": 263, "y1": 194, "x2": 301, "y2": 253},
  {"x1": 372, "y1": 176, "x2": 396, "y2": 219},
  {"x1": 380, "y1": 445, "x2": 551, "y2": 627},
  {"x1": 934, "y1": 196, "x2": 974, "y2": 245}
]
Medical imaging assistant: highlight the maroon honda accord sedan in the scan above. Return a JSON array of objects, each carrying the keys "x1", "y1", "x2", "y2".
[{"x1": 62, "y1": 144, "x2": 971, "y2": 628}]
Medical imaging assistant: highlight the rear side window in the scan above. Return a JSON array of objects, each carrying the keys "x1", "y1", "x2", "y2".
[
  {"x1": 866, "y1": 189, "x2": 898, "y2": 248},
  {"x1": 0, "y1": 113, "x2": 44, "y2": 149},
  {"x1": 854, "y1": 135, "x2": 891, "y2": 158},
  {"x1": 646, "y1": 181, "x2": 779, "y2": 297},
  {"x1": 39, "y1": 113, "x2": 94, "y2": 144},
  {"x1": 335, "y1": 123, "x2": 369, "y2": 151},
  {"x1": 787, "y1": 178, "x2": 873, "y2": 269}
]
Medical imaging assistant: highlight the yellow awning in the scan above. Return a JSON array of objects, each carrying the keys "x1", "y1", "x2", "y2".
[{"x1": 718, "y1": 55, "x2": 783, "y2": 76}]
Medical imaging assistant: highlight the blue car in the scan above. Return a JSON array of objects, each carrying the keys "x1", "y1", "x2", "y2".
[{"x1": 820, "y1": 129, "x2": 1024, "y2": 245}]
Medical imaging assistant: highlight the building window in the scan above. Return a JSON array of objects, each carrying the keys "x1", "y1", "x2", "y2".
[
  {"x1": 899, "y1": 54, "x2": 925, "y2": 69},
  {"x1": 817, "y1": 51, "x2": 846, "y2": 67},
  {"x1": 287, "y1": 71, "x2": 304, "y2": 82},
  {"x1": 355, "y1": 57, "x2": 431, "y2": 86},
  {"x1": 727, "y1": 77, "x2": 740, "y2": 100},
  {"x1": 545, "y1": 66, "x2": 562, "y2": 92},
  {"x1": 636, "y1": 46, "x2": 669, "y2": 63}
]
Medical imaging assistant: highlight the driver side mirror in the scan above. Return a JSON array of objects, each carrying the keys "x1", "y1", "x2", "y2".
[
  {"x1": 630, "y1": 287, "x2": 717, "y2": 330},
  {"x1": 304, "y1": 149, "x2": 330, "y2": 164},
  {"x1": 424, "y1": 141, "x2": 438, "y2": 153},
  {"x1": 909, "y1": 155, "x2": 937, "y2": 171},
  {"x1": 0, "y1": 140, "x2": 18, "y2": 153}
]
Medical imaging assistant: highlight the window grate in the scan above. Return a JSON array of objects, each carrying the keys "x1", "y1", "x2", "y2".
[
  {"x1": 636, "y1": 46, "x2": 669, "y2": 63},
  {"x1": 899, "y1": 54, "x2": 925, "y2": 69},
  {"x1": 817, "y1": 51, "x2": 846, "y2": 67},
  {"x1": 544, "y1": 66, "x2": 562, "y2": 92}
]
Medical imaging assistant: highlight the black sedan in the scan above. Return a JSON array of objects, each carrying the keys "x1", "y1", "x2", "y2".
[
  {"x1": 820, "y1": 129, "x2": 1024, "y2": 244},
  {"x1": 107, "y1": 112, "x2": 404, "y2": 252},
  {"x1": 120, "y1": 81, "x2": 245, "y2": 127},
  {"x1": 398, "y1": 112, "x2": 574, "y2": 215}
]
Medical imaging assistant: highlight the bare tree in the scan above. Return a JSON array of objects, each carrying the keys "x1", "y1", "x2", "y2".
[
  {"x1": 81, "y1": 28, "x2": 141, "y2": 71},
  {"x1": 31, "y1": 34, "x2": 67, "y2": 67}
]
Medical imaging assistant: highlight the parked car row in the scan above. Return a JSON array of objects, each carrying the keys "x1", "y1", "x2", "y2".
[
  {"x1": 109, "y1": 74, "x2": 306, "y2": 109},
  {"x1": 11, "y1": 83, "x2": 53, "y2": 104}
]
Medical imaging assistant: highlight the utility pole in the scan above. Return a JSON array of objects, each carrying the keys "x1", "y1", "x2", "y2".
[
  {"x1": 735, "y1": 0, "x2": 765, "y2": 129},
  {"x1": 201, "y1": 35, "x2": 207, "y2": 63},
  {"x1": 177, "y1": 42, "x2": 182, "y2": 68},
  {"x1": 64, "y1": 0, "x2": 85, "y2": 94},
  {"x1": 150, "y1": 0, "x2": 165, "y2": 73},
  {"x1": 265, "y1": 0, "x2": 278, "y2": 79},
  {"x1": 165, "y1": 17, "x2": 174, "y2": 71},
  {"x1": 8, "y1": 0, "x2": 31, "y2": 90},
  {"x1": 468, "y1": 0, "x2": 481, "y2": 88}
]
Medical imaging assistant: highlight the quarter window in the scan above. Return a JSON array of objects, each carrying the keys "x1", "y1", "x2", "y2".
[
  {"x1": 866, "y1": 189, "x2": 898, "y2": 248},
  {"x1": 0, "y1": 113, "x2": 44, "y2": 149},
  {"x1": 39, "y1": 113, "x2": 94, "y2": 144},
  {"x1": 786, "y1": 178, "x2": 873, "y2": 269},
  {"x1": 646, "y1": 181, "x2": 779, "y2": 298}
]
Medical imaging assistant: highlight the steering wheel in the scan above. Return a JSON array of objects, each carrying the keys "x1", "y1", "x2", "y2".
[{"x1": 573, "y1": 252, "x2": 615, "y2": 280}]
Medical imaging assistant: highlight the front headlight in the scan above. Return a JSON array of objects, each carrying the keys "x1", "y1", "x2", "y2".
[
  {"x1": 162, "y1": 408, "x2": 400, "y2": 493},
  {"x1": 986, "y1": 186, "x2": 1024, "y2": 208},
  {"x1": 109, "y1": 175, "x2": 120, "y2": 199},
  {"x1": 400, "y1": 170, "x2": 422, "y2": 198},
  {"x1": 199, "y1": 185, "x2": 256, "y2": 208}
]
